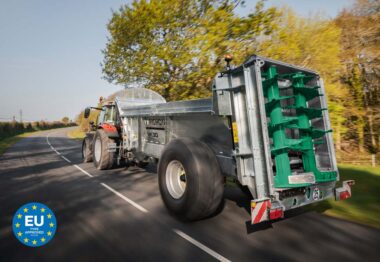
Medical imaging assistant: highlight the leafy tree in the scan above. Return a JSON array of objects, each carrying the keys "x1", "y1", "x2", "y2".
[
  {"x1": 336, "y1": 0, "x2": 380, "y2": 163},
  {"x1": 102, "y1": 0, "x2": 279, "y2": 100},
  {"x1": 61, "y1": 116, "x2": 70, "y2": 124},
  {"x1": 99, "y1": 0, "x2": 379, "y2": 165},
  {"x1": 257, "y1": 8, "x2": 341, "y2": 78}
]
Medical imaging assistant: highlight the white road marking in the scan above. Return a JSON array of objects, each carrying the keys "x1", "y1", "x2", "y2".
[
  {"x1": 100, "y1": 182, "x2": 148, "y2": 213},
  {"x1": 45, "y1": 132, "x2": 228, "y2": 261},
  {"x1": 173, "y1": 229, "x2": 231, "y2": 262},
  {"x1": 61, "y1": 155, "x2": 72, "y2": 163},
  {"x1": 46, "y1": 133, "x2": 52, "y2": 146},
  {"x1": 73, "y1": 164, "x2": 93, "y2": 178}
]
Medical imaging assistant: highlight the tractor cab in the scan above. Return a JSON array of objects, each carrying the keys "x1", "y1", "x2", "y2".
[
  {"x1": 97, "y1": 103, "x2": 118, "y2": 127},
  {"x1": 96, "y1": 103, "x2": 121, "y2": 137},
  {"x1": 83, "y1": 101, "x2": 121, "y2": 137}
]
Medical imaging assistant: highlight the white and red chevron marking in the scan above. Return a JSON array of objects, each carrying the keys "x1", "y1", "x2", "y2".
[{"x1": 251, "y1": 199, "x2": 271, "y2": 224}]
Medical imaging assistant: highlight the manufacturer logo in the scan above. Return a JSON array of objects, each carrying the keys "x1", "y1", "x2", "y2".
[{"x1": 12, "y1": 202, "x2": 57, "y2": 247}]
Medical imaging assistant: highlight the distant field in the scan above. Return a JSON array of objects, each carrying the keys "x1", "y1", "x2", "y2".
[
  {"x1": 310, "y1": 164, "x2": 380, "y2": 228},
  {"x1": 0, "y1": 121, "x2": 75, "y2": 139},
  {"x1": 67, "y1": 128, "x2": 85, "y2": 139},
  {"x1": 0, "y1": 123, "x2": 77, "y2": 156}
]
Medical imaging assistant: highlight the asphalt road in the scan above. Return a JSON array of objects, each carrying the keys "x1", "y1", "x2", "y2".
[{"x1": 1, "y1": 127, "x2": 379, "y2": 262}]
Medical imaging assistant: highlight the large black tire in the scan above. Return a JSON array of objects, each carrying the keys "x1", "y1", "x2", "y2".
[
  {"x1": 158, "y1": 138, "x2": 224, "y2": 221},
  {"x1": 92, "y1": 129, "x2": 116, "y2": 170},
  {"x1": 82, "y1": 137, "x2": 93, "y2": 163}
]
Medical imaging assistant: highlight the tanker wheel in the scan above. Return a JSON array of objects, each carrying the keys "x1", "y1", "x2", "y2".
[
  {"x1": 158, "y1": 138, "x2": 224, "y2": 221},
  {"x1": 82, "y1": 137, "x2": 93, "y2": 163},
  {"x1": 93, "y1": 129, "x2": 116, "y2": 170}
]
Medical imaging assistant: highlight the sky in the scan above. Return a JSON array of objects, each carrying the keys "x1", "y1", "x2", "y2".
[{"x1": 0, "y1": 0, "x2": 355, "y2": 122}]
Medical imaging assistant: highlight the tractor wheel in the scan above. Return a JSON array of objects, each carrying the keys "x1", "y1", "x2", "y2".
[
  {"x1": 158, "y1": 138, "x2": 224, "y2": 221},
  {"x1": 92, "y1": 129, "x2": 116, "y2": 170},
  {"x1": 82, "y1": 137, "x2": 93, "y2": 163}
]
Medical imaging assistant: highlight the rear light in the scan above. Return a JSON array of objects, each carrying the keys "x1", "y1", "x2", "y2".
[
  {"x1": 269, "y1": 208, "x2": 284, "y2": 220},
  {"x1": 251, "y1": 199, "x2": 284, "y2": 224},
  {"x1": 335, "y1": 180, "x2": 355, "y2": 201},
  {"x1": 339, "y1": 191, "x2": 351, "y2": 200}
]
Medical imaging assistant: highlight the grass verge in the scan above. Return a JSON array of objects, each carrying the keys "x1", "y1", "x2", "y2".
[
  {"x1": 0, "y1": 131, "x2": 39, "y2": 156},
  {"x1": 67, "y1": 128, "x2": 85, "y2": 139},
  {"x1": 310, "y1": 164, "x2": 380, "y2": 228}
]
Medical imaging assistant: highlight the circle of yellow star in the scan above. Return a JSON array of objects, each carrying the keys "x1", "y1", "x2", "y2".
[{"x1": 14, "y1": 203, "x2": 57, "y2": 246}]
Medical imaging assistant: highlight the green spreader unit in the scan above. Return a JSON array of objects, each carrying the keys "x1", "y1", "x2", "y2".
[{"x1": 262, "y1": 66, "x2": 337, "y2": 188}]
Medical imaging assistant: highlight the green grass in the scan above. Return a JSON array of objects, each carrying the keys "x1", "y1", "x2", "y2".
[
  {"x1": 0, "y1": 131, "x2": 39, "y2": 156},
  {"x1": 67, "y1": 128, "x2": 85, "y2": 139},
  {"x1": 309, "y1": 164, "x2": 380, "y2": 228}
]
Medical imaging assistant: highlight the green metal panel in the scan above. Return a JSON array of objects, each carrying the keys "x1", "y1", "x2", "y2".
[{"x1": 261, "y1": 66, "x2": 337, "y2": 188}]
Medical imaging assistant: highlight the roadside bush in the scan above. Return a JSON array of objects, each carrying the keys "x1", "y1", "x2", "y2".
[{"x1": 0, "y1": 121, "x2": 76, "y2": 139}]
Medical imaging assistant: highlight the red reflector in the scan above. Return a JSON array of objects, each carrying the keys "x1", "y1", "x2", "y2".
[
  {"x1": 269, "y1": 209, "x2": 283, "y2": 220},
  {"x1": 340, "y1": 191, "x2": 351, "y2": 200}
]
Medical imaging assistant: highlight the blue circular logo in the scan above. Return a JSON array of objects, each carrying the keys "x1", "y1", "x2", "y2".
[{"x1": 12, "y1": 202, "x2": 57, "y2": 247}]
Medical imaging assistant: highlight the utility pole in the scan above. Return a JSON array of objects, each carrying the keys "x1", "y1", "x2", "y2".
[{"x1": 19, "y1": 109, "x2": 23, "y2": 122}]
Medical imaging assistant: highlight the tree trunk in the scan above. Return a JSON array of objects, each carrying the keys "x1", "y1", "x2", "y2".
[
  {"x1": 336, "y1": 123, "x2": 342, "y2": 151},
  {"x1": 358, "y1": 122, "x2": 365, "y2": 153},
  {"x1": 368, "y1": 113, "x2": 377, "y2": 167}
]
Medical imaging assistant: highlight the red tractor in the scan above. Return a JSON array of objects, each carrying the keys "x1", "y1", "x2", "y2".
[{"x1": 82, "y1": 102, "x2": 121, "y2": 169}]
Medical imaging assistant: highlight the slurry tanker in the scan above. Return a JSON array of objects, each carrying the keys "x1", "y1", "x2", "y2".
[{"x1": 82, "y1": 55, "x2": 354, "y2": 224}]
